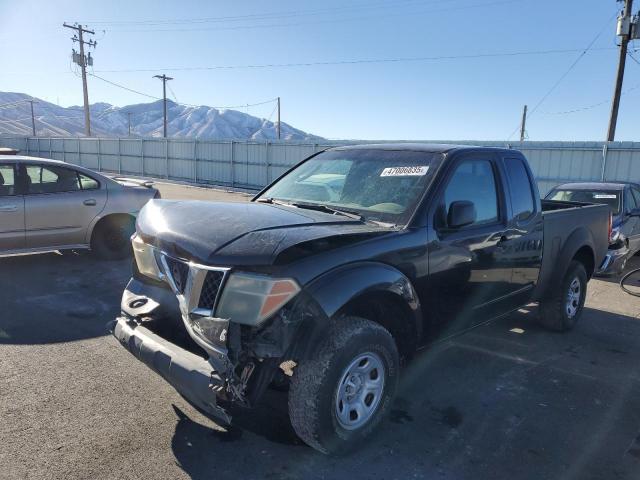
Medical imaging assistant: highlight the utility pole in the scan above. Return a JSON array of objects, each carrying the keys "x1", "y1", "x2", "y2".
[
  {"x1": 63, "y1": 23, "x2": 96, "y2": 137},
  {"x1": 153, "y1": 74, "x2": 173, "y2": 138},
  {"x1": 29, "y1": 100, "x2": 38, "y2": 137},
  {"x1": 606, "y1": 0, "x2": 635, "y2": 141},
  {"x1": 276, "y1": 96, "x2": 281, "y2": 140},
  {"x1": 127, "y1": 112, "x2": 132, "y2": 136},
  {"x1": 519, "y1": 104, "x2": 528, "y2": 142}
]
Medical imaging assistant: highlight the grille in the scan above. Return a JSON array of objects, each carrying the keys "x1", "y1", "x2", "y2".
[
  {"x1": 198, "y1": 270, "x2": 225, "y2": 311},
  {"x1": 164, "y1": 256, "x2": 190, "y2": 294}
]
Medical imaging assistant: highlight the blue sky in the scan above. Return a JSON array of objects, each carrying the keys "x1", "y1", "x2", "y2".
[{"x1": 1, "y1": 0, "x2": 638, "y2": 141}]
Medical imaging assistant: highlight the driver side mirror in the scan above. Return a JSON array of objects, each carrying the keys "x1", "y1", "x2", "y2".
[{"x1": 447, "y1": 200, "x2": 477, "y2": 229}]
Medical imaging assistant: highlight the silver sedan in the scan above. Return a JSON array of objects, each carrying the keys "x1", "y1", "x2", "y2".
[{"x1": 0, "y1": 155, "x2": 159, "y2": 259}]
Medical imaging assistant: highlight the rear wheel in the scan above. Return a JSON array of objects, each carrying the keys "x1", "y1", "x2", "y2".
[
  {"x1": 91, "y1": 216, "x2": 135, "y2": 260},
  {"x1": 538, "y1": 260, "x2": 587, "y2": 332},
  {"x1": 288, "y1": 317, "x2": 399, "y2": 454}
]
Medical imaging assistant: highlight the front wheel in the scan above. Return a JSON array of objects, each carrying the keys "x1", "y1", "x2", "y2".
[
  {"x1": 538, "y1": 260, "x2": 588, "y2": 332},
  {"x1": 288, "y1": 317, "x2": 399, "y2": 454}
]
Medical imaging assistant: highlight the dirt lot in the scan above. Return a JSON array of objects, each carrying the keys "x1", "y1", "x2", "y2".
[{"x1": 2, "y1": 182, "x2": 640, "y2": 480}]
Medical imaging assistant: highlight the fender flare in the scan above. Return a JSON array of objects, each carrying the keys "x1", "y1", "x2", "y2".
[
  {"x1": 539, "y1": 226, "x2": 596, "y2": 300},
  {"x1": 288, "y1": 261, "x2": 422, "y2": 360}
]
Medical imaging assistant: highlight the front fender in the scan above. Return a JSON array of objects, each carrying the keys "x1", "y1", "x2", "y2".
[{"x1": 305, "y1": 261, "x2": 422, "y2": 335}]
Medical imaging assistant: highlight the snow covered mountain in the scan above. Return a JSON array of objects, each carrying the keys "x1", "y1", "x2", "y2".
[{"x1": 0, "y1": 92, "x2": 322, "y2": 141}]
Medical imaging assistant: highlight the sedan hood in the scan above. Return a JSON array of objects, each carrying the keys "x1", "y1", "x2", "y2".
[{"x1": 136, "y1": 200, "x2": 391, "y2": 266}]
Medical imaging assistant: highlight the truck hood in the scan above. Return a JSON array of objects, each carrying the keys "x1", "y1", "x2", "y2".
[{"x1": 136, "y1": 199, "x2": 392, "y2": 266}]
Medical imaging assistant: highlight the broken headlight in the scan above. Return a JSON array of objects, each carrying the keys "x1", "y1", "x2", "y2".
[
  {"x1": 216, "y1": 273, "x2": 300, "y2": 326},
  {"x1": 132, "y1": 234, "x2": 163, "y2": 281}
]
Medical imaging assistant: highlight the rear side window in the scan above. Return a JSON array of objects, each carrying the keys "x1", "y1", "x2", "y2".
[
  {"x1": 504, "y1": 157, "x2": 535, "y2": 221},
  {"x1": 631, "y1": 188, "x2": 640, "y2": 210},
  {"x1": 0, "y1": 165, "x2": 16, "y2": 196},
  {"x1": 26, "y1": 165, "x2": 80, "y2": 194},
  {"x1": 79, "y1": 173, "x2": 99, "y2": 190},
  {"x1": 439, "y1": 159, "x2": 499, "y2": 227},
  {"x1": 627, "y1": 189, "x2": 638, "y2": 210}
]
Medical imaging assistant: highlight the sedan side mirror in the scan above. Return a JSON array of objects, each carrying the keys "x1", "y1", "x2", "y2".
[{"x1": 448, "y1": 200, "x2": 477, "y2": 229}]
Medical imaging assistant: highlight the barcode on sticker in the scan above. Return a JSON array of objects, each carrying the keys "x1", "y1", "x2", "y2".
[
  {"x1": 380, "y1": 166, "x2": 429, "y2": 177},
  {"x1": 593, "y1": 194, "x2": 617, "y2": 199}
]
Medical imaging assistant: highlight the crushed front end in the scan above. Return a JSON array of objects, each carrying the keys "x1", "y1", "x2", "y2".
[{"x1": 111, "y1": 234, "x2": 308, "y2": 423}]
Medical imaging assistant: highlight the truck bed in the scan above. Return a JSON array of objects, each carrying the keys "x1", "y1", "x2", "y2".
[{"x1": 533, "y1": 200, "x2": 610, "y2": 301}]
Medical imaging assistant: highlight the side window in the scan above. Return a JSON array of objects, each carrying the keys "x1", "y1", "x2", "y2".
[
  {"x1": 626, "y1": 189, "x2": 637, "y2": 210},
  {"x1": 26, "y1": 165, "x2": 81, "y2": 194},
  {"x1": 631, "y1": 188, "x2": 640, "y2": 210},
  {"x1": 79, "y1": 173, "x2": 99, "y2": 190},
  {"x1": 504, "y1": 157, "x2": 535, "y2": 221},
  {"x1": 0, "y1": 165, "x2": 16, "y2": 196},
  {"x1": 438, "y1": 159, "x2": 499, "y2": 228}
]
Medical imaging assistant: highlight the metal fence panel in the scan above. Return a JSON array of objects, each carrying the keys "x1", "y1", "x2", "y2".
[{"x1": 2, "y1": 136, "x2": 639, "y2": 195}]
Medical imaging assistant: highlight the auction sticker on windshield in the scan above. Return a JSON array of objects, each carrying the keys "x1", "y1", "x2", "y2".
[{"x1": 380, "y1": 166, "x2": 429, "y2": 177}]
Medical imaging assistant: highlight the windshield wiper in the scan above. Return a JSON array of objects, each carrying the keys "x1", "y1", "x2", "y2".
[
  {"x1": 256, "y1": 197, "x2": 293, "y2": 207},
  {"x1": 289, "y1": 202, "x2": 364, "y2": 221}
]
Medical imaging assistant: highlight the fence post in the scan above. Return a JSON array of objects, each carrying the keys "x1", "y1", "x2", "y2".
[
  {"x1": 193, "y1": 138, "x2": 198, "y2": 183},
  {"x1": 49, "y1": 138, "x2": 52, "y2": 158},
  {"x1": 118, "y1": 137, "x2": 122, "y2": 174},
  {"x1": 165, "y1": 138, "x2": 169, "y2": 179},
  {"x1": 601, "y1": 143, "x2": 609, "y2": 181},
  {"x1": 26, "y1": 137, "x2": 30, "y2": 155},
  {"x1": 230, "y1": 140, "x2": 235, "y2": 188},
  {"x1": 37, "y1": 137, "x2": 41, "y2": 157},
  {"x1": 62, "y1": 139, "x2": 66, "y2": 163},
  {"x1": 265, "y1": 141, "x2": 271, "y2": 185},
  {"x1": 141, "y1": 138, "x2": 144, "y2": 176},
  {"x1": 98, "y1": 138, "x2": 102, "y2": 171},
  {"x1": 78, "y1": 138, "x2": 81, "y2": 165}
]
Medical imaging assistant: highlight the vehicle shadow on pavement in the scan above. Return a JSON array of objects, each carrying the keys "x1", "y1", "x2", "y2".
[
  {"x1": 0, "y1": 251, "x2": 131, "y2": 344},
  {"x1": 169, "y1": 307, "x2": 640, "y2": 480}
]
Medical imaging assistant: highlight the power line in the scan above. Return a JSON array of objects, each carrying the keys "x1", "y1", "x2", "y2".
[
  {"x1": 507, "y1": 12, "x2": 619, "y2": 140},
  {"x1": 88, "y1": 72, "x2": 160, "y2": 99},
  {"x1": 88, "y1": 72, "x2": 277, "y2": 110},
  {"x1": 102, "y1": 0, "x2": 525, "y2": 34},
  {"x1": 83, "y1": 0, "x2": 452, "y2": 26},
  {"x1": 85, "y1": 0, "x2": 515, "y2": 31},
  {"x1": 93, "y1": 47, "x2": 615, "y2": 74}
]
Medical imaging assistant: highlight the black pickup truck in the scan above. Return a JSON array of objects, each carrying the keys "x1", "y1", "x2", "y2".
[{"x1": 112, "y1": 144, "x2": 609, "y2": 454}]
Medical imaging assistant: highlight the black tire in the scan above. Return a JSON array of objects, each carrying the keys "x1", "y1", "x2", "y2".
[
  {"x1": 91, "y1": 216, "x2": 135, "y2": 260},
  {"x1": 538, "y1": 260, "x2": 588, "y2": 332},
  {"x1": 288, "y1": 316, "x2": 399, "y2": 455}
]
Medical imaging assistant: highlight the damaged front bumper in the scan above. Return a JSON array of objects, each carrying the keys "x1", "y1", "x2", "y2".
[{"x1": 111, "y1": 315, "x2": 232, "y2": 424}]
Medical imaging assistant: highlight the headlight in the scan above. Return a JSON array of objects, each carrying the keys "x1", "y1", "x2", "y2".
[
  {"x1": 216, "y1": 272, "x2": 300, "y2": 326},
  {"x1": 132, "y1": 234, "x2": 163, "y2": 281}
]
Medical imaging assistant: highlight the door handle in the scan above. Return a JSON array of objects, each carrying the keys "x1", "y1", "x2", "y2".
[
  {"x1": 83, "y1": 199, "x2": 97, "y2": 206},
  {"x1": 0, "y1": 205, "x2": 17, "y2": 212}
]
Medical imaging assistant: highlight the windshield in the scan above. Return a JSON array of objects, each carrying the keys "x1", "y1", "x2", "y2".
[
  {"x1": 548, "y1": 189, "x2": 621, "y2": 215},
  {"x1": 258, "y1": 149, "x2": 441, "y2": 225}
]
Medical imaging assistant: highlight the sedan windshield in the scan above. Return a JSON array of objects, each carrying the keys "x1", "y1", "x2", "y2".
[
  {"x1": 548, "y1": 189, "x2": 621, "y2": 215},
  {"x1": 258, "y1": 149, "x2": 441, "y2": 225}
]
